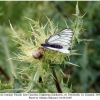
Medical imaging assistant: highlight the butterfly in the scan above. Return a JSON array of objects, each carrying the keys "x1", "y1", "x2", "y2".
[{"x1": 41, "y1": 28, "x2": 73, "y2": 54}]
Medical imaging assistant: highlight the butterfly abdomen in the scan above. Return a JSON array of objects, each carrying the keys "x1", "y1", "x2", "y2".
[{"x1": 41, "y1": 43, "x2": 62, "y2": 49}]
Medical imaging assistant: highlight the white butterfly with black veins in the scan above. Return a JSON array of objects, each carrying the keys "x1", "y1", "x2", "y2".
[{"x1": 41, "y1": 28, "x2": 73, "y2": 54}]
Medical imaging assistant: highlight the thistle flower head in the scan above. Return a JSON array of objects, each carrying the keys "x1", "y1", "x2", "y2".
[{"x1": 10, "y1": 17, "x2": 70, "y2": 65}]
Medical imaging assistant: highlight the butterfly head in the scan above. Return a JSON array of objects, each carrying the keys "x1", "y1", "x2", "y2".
[{"x1": 41, "y1": 43, "x2": 48, "y2": 47}]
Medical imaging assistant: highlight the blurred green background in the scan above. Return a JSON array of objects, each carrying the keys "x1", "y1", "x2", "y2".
[{"x1": 0, "y1": 1, "x2": 100, "y2": 93}]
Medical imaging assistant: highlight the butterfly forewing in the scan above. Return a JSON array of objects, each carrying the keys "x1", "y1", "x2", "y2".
[
  {"x1": 47, "y1": 28, "x2": 73, "y2": 44},
  {"x1": 58, "y1": 29, "x2": 73, "y2": 34},
  {"x1": 46, "y1": 35, "x2": 60, "y2": 43}
]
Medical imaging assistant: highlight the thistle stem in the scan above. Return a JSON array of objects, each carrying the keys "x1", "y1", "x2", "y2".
[
  {"x1": 0, "y1": 66, "x2": 11, "y2": 81},
  {"x1": 52, "y1": 69, "x2": 62, "y2": 93}
]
